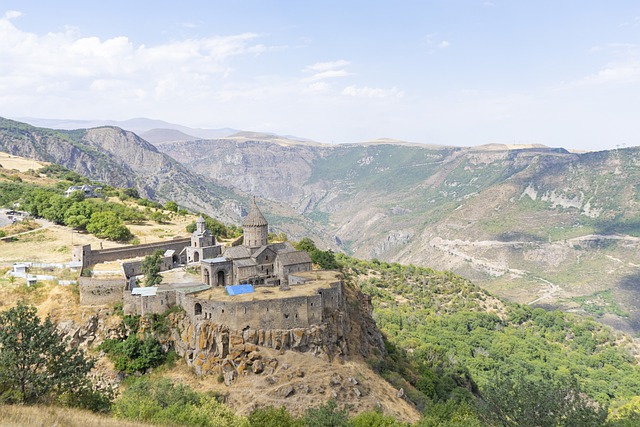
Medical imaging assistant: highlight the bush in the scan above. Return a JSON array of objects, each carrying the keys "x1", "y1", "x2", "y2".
[
  {"x1": 99, "y1": 335, "x2": 165, "y2": 375},
  {"x1": 303, "y1": 400, "x2": 348, "y2": 427},
  {"x1": 113, "y1": 378, "x2": 244, "y2": 426},
  {"x1": 248, "y1": 406, "x2": 301, "y2": 427}
]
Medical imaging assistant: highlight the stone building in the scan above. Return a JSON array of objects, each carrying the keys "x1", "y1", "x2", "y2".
[
  {"x1": 80, "y1": 199, "x2": 320, "y2": 330},
  {"x1": 200, "y1": 200, "x2": 312, "y2": 288},
  {"x1": 183, "y1": 215, "x2": 222, "y2": 263}
]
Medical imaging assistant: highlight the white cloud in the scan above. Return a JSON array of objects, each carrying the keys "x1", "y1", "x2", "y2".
[
  {"x1": 304, "y1": 60, "x2": 350, "y2": 73},
  {"x1": 3, "y1": 10, "x2": 21, "y2": 20},
  {"x1": 0, "y1": 12, "x2": 273, "y2": 116},
  {"x1": 304, "y1": 81, "x2": 331, "y2": 94},
  {"x1": 576, "y1": 44, "x2": 640, "y2": 86},
  {"x1": 579, "y1": 62, "x2": 640, "y2": 85},
  {"x1": 438, "y1": 40, "x2": 450, "y2": 49},
  {"x1": 304, "y1": 69, "x2": 352, "y2": 82},
  {"x1": 303, "y1": 59, "x2": 352, "y2": 82},
  {"x1": 341, "y1": 85, "x2": 404, "y2": 99}
]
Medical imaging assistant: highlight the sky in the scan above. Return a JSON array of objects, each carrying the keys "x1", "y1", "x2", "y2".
[{"x1": 1, "y1": 1, "x2": 639, "y2": 150}]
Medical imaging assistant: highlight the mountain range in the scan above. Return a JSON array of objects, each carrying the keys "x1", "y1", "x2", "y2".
[{"x1": 1, "y1": 116, "x2": 639, "y2": 334}]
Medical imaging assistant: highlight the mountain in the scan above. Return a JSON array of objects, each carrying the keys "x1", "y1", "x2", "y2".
[
  {"x1": 155, "y1": 135, "x2": 640, "y2": 334},
  {"x1": 3, "y1": 116, "x2": 640, "y2": 334},
  {"x1": 0, "y1": 117, "x2": 335, "y2": 247},
  {"x1": 14, "y1": 117, "x2": 239, "y2": 140}
]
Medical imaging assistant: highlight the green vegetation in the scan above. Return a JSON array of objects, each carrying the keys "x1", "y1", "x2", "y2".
[
  {"x1": 99, "y1": 335, "x2": 166, "y2": 375},
  {"x1": 570, "y1": 289, "x2": 629, "y2": 318},
  {"x1": 142, "y1": 250, "x2": 164, "y2": 287},
  {"x1": 294, "y1": 237, "x2": 339, "y2": 269},
  {"x1": 185, "y1": 213, "x2": 242, "y2": 239},
  {"x1": 0, "y1": 172, "x2": 183, "y2": 241},
  {"x1": 0, "y1": 302, "x2": 111, "y2": 411},
  {"x1": 113, "y1": 377, "x2": 242, "y2": 426},
  {"x1": 336, "y1": 254, "x2": 640, "y2": 425},
  {"x1": 99, "y1": 313, "x2": 169, "y2": 375}
]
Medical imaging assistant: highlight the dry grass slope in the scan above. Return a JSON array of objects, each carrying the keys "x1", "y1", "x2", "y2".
[{"x1": 0, "y1": 405, "x2": 154, "y2": 427}]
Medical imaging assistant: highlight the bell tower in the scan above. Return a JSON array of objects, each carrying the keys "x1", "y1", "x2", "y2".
[{"x1": 242, "y1": 198, "x2": 268, "y2": 249}]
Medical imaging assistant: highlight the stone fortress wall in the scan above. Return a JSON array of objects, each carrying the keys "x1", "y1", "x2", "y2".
[
  {"x1": 72, "y1": 238, "x2": 191, "y2": 269},
  {"x1": 177, "y1": 278, "x2": 343, "y2": 331}
]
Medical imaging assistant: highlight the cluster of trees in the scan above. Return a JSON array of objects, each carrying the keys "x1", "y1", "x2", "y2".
[
  {"x1": 99, "y1": 312, "x2": 168, "y2": 375},
  {"x1": 336, "y1": 254, "x2": 640, "y2": 425},
  {"x1": 185, "y1": 214, "x2": 243, "y2": 239},
  {"x1": 0, "y1": 177, "x2": 187, "y2": 241},
  {"x1": 294, "y1": 237, "x2": 339, "y2": 269}
]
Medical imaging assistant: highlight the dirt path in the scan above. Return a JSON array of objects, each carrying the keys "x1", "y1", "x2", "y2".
[
  {"x1": 430, "y1": 237, "x2": 564, "y2": 305},
  {"x1": 0, "y1": 218, "x2": 53, "y2": 241}
]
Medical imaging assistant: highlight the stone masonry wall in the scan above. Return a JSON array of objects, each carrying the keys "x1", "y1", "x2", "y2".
[
  {"x1": 181, "y1": 282, "x2": 341, "y2": 330},
  {"x1": 170, "y1": 307, "x2": 350, "y2": 378},
  {"x1": 74, "y1": 237, "x2": 191, "y2": 268}
]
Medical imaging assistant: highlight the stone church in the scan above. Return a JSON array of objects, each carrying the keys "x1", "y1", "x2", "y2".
[{"x1": 199, "y1": 199, "x2": 312, "y2": 288}]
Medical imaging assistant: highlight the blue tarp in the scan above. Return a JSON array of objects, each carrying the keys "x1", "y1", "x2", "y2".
[{"x1": 226, "y1": 284, "x2": 255, "y2": 296}]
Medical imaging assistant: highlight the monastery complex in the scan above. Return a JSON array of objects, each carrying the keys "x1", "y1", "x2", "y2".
[{"x1": 74, "y1": 200, "x2": 345, "y2": 331}]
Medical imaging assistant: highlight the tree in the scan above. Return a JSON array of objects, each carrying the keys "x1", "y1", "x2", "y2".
[
  {"x1": 142, "y1": 250, "x2": 164, "y2": 287},
  {"x1": 0, "y1": 302, "x2": 104, "y2": 407},
  {"x1": 86, "y1": 211, "x2": 132, "y2": 241},
  {"x1": 164, "y1": 201, "x2": 178, "y2": 212},
  {"x1": 294, "y1": 237, "x2": 317, "y2": 253},
  {"x1": 248, "y1": 406, "x2": 302, "y2": 427},
  {"x1": 478, "y1": 372, "x2": 607, "y2": 427}
]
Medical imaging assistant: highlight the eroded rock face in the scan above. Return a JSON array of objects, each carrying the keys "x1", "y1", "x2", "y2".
[
  {"x1": 169, "y1": 311, "x2": 350, "y2": 377},
  {"x1": 168, "y1": 281, "x2": 387, "y2": 385}
]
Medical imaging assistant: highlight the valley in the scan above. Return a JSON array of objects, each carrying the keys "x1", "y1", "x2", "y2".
[{"x1": 2, "y1": 117, "x2": 639, "y2": 335}]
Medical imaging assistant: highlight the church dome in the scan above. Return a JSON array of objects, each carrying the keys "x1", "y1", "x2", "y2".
[{"x1": 243, "y1": 198, "x2": 268, "y2": 227}]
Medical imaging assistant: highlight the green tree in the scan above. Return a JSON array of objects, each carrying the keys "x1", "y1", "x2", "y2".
[
  {"x1": 113, "y1": 377, "x2": 244, "y2": 426},
  {"x1": 294, "y1": 237, "x2": 317, "y2": 253},
  {"x1": 86, "y1": 211, "x2": 132, "y2": 241},
  {"x1": 0, "y1": 302, "x2": 104, "y2": 407},
  {"x1": 350, "y1": 410, "x2": 408, "y2": 426},
  {"x1": 478, "y1": 373, "x2": 607, "y2": 427},
  {"x1": 142, "y1": 250, "x2": 164, "y2": 287},
  {"x1": 164, "y1": 201, "x2": 178, "y2": 212}
]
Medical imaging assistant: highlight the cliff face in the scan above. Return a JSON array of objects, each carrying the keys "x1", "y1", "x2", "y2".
[
  {"x1": 0, "y1": 118, "x2": 242, "y2": 219},
  {"x1": 168, "y1": 281, "x2": 384, "y2": 383}
]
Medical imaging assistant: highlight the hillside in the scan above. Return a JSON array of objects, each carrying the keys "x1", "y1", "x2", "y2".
[
  {"x1": 156, "y1": 136, "x2": 640, "y2": 334},
  {"x1": 0, "y1": 118, "x2": 336, "y2": 247},
  {"x1": 3, "y1": 163, "x2": 640, "y2": 424},
  {"x1": 2, "y1": 117, "x2": 640, "y2": 336}
]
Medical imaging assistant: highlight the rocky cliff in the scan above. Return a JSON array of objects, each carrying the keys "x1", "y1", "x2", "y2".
[{"x1": 169, "y1": 280, "x2": 384, "y2": 383}]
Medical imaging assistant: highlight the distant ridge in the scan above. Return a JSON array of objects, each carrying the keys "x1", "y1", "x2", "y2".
[{"x1": 13, "y1": 117, "x2": 239, "y2": 140}]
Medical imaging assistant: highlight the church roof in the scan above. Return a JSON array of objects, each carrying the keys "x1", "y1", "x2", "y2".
[
  {"x1": 243, "y1": 198, "x2": 268, "y2": 227},
  {"x1": 223, "y1": 245, "x2": 252, "y2": 259},
  {"x1": 277, "y1": 251, "x2": 312, "y2": 266}
]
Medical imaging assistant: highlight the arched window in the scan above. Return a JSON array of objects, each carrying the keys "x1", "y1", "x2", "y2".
[{"x1": 195, "y1": 303, "x2": 202, "y2": 316}]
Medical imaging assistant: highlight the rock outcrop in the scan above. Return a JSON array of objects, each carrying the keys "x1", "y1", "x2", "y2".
[{"x1": 169, "y1": 281, "x2": 385, "y2": 382}]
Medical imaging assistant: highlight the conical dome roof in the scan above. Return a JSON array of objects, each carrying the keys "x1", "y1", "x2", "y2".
[{"x1": 243, "y1": 198, "x2": 268, "y2": 227}]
